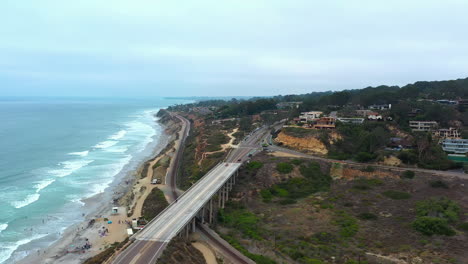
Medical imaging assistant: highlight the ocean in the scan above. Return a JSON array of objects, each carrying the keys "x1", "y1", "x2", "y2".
[{"x1": 0, "y1": 97, "x2": 186, "y2": 263}]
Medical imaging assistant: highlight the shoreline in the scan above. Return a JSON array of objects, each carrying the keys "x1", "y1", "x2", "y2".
[{"x1": 16, "y1": 112, "x2": 178, "y2": 264}]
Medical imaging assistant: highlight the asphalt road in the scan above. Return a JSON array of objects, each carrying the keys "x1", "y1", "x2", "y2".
[
  {"x1": 113, "y1": 120, "x2": 275, "y2": 264},
  {"x1": 165, "y1": 114, "x2": 190, "y2": 200}
]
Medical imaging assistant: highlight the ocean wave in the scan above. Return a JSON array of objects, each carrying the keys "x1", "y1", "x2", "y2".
[
  {"x1": 0, "y1": 233, "x2": 48, "y2": 264},
  {"x1": 93, "y1": 140, "x2": 118, "y2": 149},
  {"x1": 104, "y1": 145, "x2": 129, "y2": 153},
  {"x1": 68, "y1": 151, "x2": 89, "y2": 157},
  {"x1": 86, "y1": 155, "x2": 132, "y2": 198},
  {"x1": 69, "y1": 197, "x2": 85, "y2": 206},
  {"x1": 0, "y1": 223, "x2": 7, "y2": 233},
  {"x1": 34, "y1": 179, "x2": 55, "y2": 192},
  {"x1": 11, "y1": 193, "x2": 40, "y2": 209},
  {"x1": 108, "y1": 130, "x2": 127, "y2": 140},
  {"x1": 50, "y1": 160, "x2": 94, "y2": 178}
]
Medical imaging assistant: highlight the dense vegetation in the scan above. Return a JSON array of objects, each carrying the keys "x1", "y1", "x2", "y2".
[{"x1": 141, "y1": 188, "x2": 168, "y2": 221}]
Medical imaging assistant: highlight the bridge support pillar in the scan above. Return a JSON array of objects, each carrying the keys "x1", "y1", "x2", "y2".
[
  {"x1": 224, "y1": 183, "x2": 228, "y2": 205},
  {"x1": 209, "y1": 198, "x2": 213, "y2": 224},
  {"x1": 192, "y1": 218, "x2": 196, "y2": 232},
  {"x1": 218, "y1": 190, "x2": 222, "y2": 208},
  {"x1": 201, "y1": 205, "x2": 205, "y2": 223},
  {"x1": 185, "y1": 223, "x2": 189, "y2": 238}
]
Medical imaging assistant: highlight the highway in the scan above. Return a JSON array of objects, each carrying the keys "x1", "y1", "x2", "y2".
[
  {"x1": 112, "y1": 118, "x2": 273, "y2": 264},
  {"x1": 113, "y1": 162, "x2": 241, "y2": 264},
  {"x1": 164, "y1": 113, "x2": 191, "y2": 200}
]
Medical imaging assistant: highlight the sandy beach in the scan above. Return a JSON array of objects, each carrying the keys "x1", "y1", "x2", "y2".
[{"x1": 17, "y1": 115, "x2": 179, "y2": 264}]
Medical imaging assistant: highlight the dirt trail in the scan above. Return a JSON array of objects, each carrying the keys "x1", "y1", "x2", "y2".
[
  {"x1": 192, "y1": 242, "x2": 218, "y2": 264},
  {"x1": 199, "y1": 128, "x2": 238, "y2": 165}
]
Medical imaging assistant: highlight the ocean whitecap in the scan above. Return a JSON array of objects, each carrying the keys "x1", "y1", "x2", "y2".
[
  {"x1": 34, "y1": 179, "x2": 55, "y2": 193},
  {"x1": 68, "y1": 151, "x2": 89, "y2": 157},
  {"x1": 0, "y1": 223, "x2": 8, "y2": 233},
  {"x1": 104, "y1": 145, "x2": 129, "y2": 153},
  {"x1": 108, "y1": 130, "x2": 127, "y2": 140},
  {"x1": 93, "y1": 140, "x2": 118, "y2": 149},
  {"x1": 11, "y1": 193, "x2": 40, "y2": 209},
  {"x1": 49, "y1": 160, "x2": 94, "y2": 178}
]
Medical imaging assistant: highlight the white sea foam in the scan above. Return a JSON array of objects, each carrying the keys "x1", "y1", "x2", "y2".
[
  {"x1": 0, "y1": 223, "x2": 7, "y2": 233},
  {"x1": 108, "y1": 130, "x2": 127, "y2": 140},
  {"x1": 69, "y1": 198, "x2": 85, "y2": 206},
  {"x1": 105, "y1": 145, "x2": 129, "y2": 153},
  {"x1": 11, "y1": 193, "x2": 40, "y2": 209},
  {"x1": 93, "y1": 140, "x2": 118, "y2": 149},
  {"x1": 50, "y1": 160, "x2": 94, "y2": 178},
  {"x1": 68, "y1": 151, "x2": 89, "y2": 157},
  {"x1": 86, "y1": 155, "x2": 132, "y2": 197},
  {"x1": 0, "y1": 233, "x2": 48, "y2": 264},
  {"x1": 34, "y1": 179, "x2": 55, "y2": 192}
]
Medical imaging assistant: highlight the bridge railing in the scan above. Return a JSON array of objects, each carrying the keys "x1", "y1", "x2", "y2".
[{"x1": 131, "y1": 162, "x2": 225, "y2": 239}]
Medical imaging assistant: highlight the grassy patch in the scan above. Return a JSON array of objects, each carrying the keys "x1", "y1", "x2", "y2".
[
  {"x1": 334, "y1": 211, "x2": 359, "y2": 238},
  {"x1": 206, "y1": 132, "x2": 229, "y2": 152},
  {"x1": 382, "y1": 190, "x2": 411, "y2": 200},
  {"x1": 412, "y1": 217, "x2": 455, "y2": 236},
  {"x1": 141, "y1": 188, "x2": 169, "y2": 221},
  {"x1": 246, "y1": 161, "x2": 264, "y2": 171},
  {"x1": 415, "y1": 197, "x2": 460, "y2": 223},
  {"x1": 265, "y1": 162, "x2": 331, "y2": 202},
  {"x1": 276, "y1": 162, "x2": 294, "y2": 174},
  {"x1": 218, "y1": 205, "x2": 263, "y2": 239}
]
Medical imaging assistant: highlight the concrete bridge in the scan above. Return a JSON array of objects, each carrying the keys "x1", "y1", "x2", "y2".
[{"x1": 112, "y1": 162, "x2": 244, "y2": 264}]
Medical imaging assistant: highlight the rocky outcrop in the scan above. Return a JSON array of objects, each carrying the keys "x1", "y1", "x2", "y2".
[{"x1": 275, "y1": 131, "x2": 328, "y2": 155}]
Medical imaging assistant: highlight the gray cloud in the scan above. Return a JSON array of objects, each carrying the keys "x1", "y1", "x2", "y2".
[{"x1": 1, "y1": 0, "x2": 467, "y2": 96}]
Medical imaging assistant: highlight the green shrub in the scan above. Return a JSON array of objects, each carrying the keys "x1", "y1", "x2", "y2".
[
  {"x1": 311, "y1": 232, "x2": 337, "y2": 244},
  {"x1": 246, "y1": 161, "x2": 264, "y2": 171},
  {"x1": 141, "y1": 188, "x2": 169, "y2": 221},
  {"x1": 218, "y1": 208, "x2": 262, "y2": 239},
  {"x1": 355, "y1": 152, "x2": 375, "y2": 162},
  {"x1": 415, "y1": 197, "x2": 460, "y2": 223},
  {"x1": 260, "y1": 189, "x2": 273, "y2": 202},
  {"x1": 412, "y1": 217, "x2": 455, "y2": 236},
  {"x1": 276, "y1": 162, "x2": 294, "y2": 174},
  {"x1": 429, "y1": 180, "x2": 449, "y2": 189},
  {"x1": 358, "y1": 212, "x2": 378, "y2": 220},
  {"x1": 382, "y1": 190, "x2": 411, "y2": 200},
  {"x1": 402, "y1": 170, "x2": 415, "y2": 179},
  {"x1": 458, "y1": 222, "x2": 468, "y2": 231},
  {"x1": 291, "y1": 159, "x2": 303, "y2": 165},
  {"x1": 270, "y1": 186, "x2": 289, "y2": 197},
  {"x1": 335, "y1": 211, "x2": 359, "y2": 238}
]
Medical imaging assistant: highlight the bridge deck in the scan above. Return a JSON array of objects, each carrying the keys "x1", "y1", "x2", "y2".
[{"x1": 135, "y1": 162, "x2": 241, "y2": 242}]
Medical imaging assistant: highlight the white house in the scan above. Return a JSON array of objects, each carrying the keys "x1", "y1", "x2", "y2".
[{"x1": 299, "y1": 111, "x2": 323, "y2": 123}]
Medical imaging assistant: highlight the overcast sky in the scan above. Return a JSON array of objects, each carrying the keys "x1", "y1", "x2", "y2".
[{"x1": 1, "y1": 0, "x2": 468, "y2": 97}]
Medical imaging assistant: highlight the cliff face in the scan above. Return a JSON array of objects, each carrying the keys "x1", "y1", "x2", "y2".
[{"x1": 275, "y1": 131, "x2": 328, "y2": 155}]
